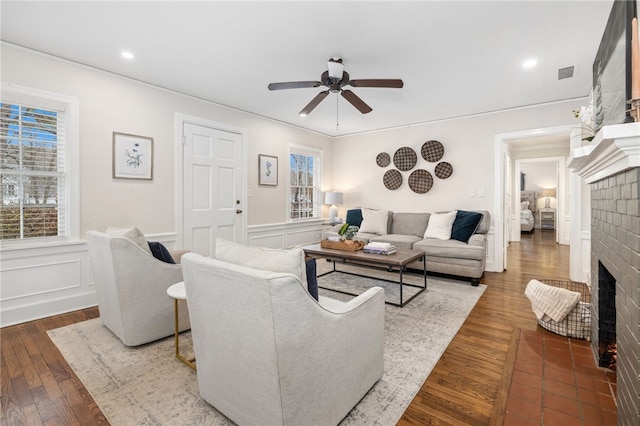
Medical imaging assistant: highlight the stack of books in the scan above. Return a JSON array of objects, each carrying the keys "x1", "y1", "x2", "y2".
[{"x1": 363, "y1": 242, "x2": 397, "y2": 255}]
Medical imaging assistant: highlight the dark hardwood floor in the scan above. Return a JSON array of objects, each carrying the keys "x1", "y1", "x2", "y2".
[{"x1": 1, "y1": 230, "x2": 583, "y2": 425}]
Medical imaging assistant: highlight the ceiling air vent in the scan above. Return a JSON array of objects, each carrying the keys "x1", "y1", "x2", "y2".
[{"x1": 558, "y1": 66, "x2": 574, "y2": 80}]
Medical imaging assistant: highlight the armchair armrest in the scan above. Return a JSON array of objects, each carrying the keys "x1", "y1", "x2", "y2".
[{"x1": 319, "y1": 287, "x2": 384, "y2": 314}]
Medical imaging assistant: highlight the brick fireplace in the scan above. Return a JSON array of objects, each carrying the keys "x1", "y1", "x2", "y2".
[{"x1": 570, "y1": 123, "x2": 639, "y2": 425}]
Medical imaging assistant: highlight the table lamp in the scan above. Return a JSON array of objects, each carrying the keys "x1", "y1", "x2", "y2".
[
  {"x1": 540, "y1": 188, "x2": 556, "y2": 209},
  {"x1": 324, "y1": 191, "x2": 343, "y2": 224}
]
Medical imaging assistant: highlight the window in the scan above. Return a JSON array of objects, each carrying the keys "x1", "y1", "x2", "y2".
[
  {"x1": 289, "y1": 145, "x2": 322, "y2": 221},
  {"x1": 0, "y1": 84, "x2": 78, "y2": 243}
]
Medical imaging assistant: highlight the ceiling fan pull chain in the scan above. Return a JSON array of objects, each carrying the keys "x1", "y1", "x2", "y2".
[{"x1": 336, "y1": 92, "x2": 339, "y2": 131}]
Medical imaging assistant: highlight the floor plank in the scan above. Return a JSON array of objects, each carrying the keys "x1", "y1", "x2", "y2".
[{"x1": 1, "y1": 230, "x2": 580, "y2": 425}]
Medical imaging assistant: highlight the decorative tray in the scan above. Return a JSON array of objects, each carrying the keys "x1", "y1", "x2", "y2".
[{"x1": 320, "y1": 239, "x2": 365, "y2": 251}]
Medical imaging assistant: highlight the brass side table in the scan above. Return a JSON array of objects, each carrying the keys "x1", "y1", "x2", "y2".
[{"x1": 167, "y1": 282, "x2": 196, "y2": 370}]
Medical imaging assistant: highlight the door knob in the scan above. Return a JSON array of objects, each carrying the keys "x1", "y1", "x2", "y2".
[{"x1": 236, "y1": 209, "x2": 242, "y2": 214}]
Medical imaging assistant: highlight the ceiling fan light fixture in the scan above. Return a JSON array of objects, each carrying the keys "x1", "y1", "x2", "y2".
[{"x1": 327, "y1": 58, "x2": 344, "y2": 79}]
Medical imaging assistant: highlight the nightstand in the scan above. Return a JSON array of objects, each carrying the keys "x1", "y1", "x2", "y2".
[{"x1": 539, "y1": 208, "x2": 556, "y2": 230}]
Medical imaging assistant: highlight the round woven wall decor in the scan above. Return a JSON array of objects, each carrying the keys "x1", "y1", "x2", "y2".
[
  {"x1": 434, "y1": 161, "x2": 453, "y2": 179},
  {"x1": 408, "y1": 169, "x2": 433, "y2": 194},
  {"x1": 421, "y1": 140, "x2": 444, "y2": 162},
  {"x1": 393, "y1": 147, "x2": 417, "y2": 171},
  {"x1": 376, "y1": 152, "x2": 390, "y2": 167},
  {"x1": 383, "y1": 169, "x2": 403, "y2": 190}
]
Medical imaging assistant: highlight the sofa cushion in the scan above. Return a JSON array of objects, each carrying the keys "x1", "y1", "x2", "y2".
[
  {"x1": 148, "y1": 241, "x2": 176, "y2": 263},
  {"x1": 450, "y1": 210, "x2": 484, "y2": 243},
  {"x1": 215, "y1": 238, "x2": 307, "y2": 286},
  {"x1": 304, "y1": 258, "x2": 319, "y2": 300},
  {"x1": 106, "y1": 226, "x2": 152, "y2": 255},
  {"x1": 370, "y1": 234, "x2": 422, "y2": 251},
  {"x1": 359, "y1": 208, "x2": 389, "y2": 235},
  {"x1": 474, "y1": 210, "x2": 491, "y2": 234},
  {"x1": 345, "y1": 209, "x2": 363, "y2": 227},
  {"x1": 423, "y1": 211, "x2": 457, "y2": 240},
  {"x1": 413, "y1": 237, "x2": 485, "y2": 261},
  {"x1": 391, "y1": 212, "x2": 430, "y2": 237}
]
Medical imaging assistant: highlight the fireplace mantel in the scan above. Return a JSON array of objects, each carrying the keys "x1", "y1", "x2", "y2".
[{"x1": 569, "y1": 123, "x2": 640, "y2": 183}]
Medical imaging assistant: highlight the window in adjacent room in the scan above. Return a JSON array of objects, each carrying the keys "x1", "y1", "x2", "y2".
[
  {"x1": 0, "y1": 84, "x2": 79, "y2": 243},
  {"x1": 288, "y1": 145, "x2": 322, "y2": 221}
]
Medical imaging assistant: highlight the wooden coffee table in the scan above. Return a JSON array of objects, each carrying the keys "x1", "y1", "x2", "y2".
[{"x1": 302, "y1": 243, "x2": 427, "y2": 307}]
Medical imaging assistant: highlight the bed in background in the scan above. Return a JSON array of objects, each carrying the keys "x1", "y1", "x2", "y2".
[{"x1": 520, "y1": 191, "x2": 536, "y2": 233}]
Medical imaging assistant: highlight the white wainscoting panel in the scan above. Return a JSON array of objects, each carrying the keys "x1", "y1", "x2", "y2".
[
  {"x1": 484, "y1": 228, "x2": 497, "y2": 272},
  {"x1": 247, "y1": 220, "x2": 326, "y2": 249},
  {"x1": 0, "y1": 233, "x2": 179, "y2": 327}
]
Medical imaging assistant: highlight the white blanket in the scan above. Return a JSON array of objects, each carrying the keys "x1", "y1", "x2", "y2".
[{"x1": 524, "y1": 279, "x2": 581, "y2": 322}]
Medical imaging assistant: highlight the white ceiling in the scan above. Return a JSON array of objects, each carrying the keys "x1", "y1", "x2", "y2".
[{"x1": 1, "y1": 1, "x2": 614, "y2": 137}]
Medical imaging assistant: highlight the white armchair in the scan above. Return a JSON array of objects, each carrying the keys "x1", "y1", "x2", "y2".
[
  {"x1": 182, "y1": 252, "x2": 385, "y2": 426},
  {"x1": 86, "y1": 230, "x2": 190, "y2": 346}
]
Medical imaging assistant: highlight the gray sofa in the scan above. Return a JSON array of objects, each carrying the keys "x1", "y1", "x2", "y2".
[{"x1": 329, "y1": 209, "x2": 490, "y2": 286}]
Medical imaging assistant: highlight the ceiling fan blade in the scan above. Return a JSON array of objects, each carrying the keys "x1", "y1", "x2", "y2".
[
  {"x1": 348, "y1": 79, "x2": 404, "y2": 88},
  {"x1": 341, "y1": 89, "x2": 372, "y2": 114},
  {"x1": 299, "y1": 90, "x2": 330, "y2": 116},
  {"x1": 268, "y1": 81, "x2": 322, "y2": 90}
]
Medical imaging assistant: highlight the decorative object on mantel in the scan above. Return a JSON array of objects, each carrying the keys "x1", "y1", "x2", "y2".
[
  {"x1": 376, "y1": 152, "x2": 391, "y2": 167},
  {"x1": 628, "y1": 17, "x2": 639, "y2": 123},
  {"x1": 592, "y1": 0, "x2": 635, "y2": 127},
  {"x1": 573, "y1": 99, "x2": 598, "y2": 142},
  {"x1": 383, "y1": 169, "x2": 403, "y2": 190},
  {"x1": 434, "y1": 162, "x2": 453, "y2": 179},
  {"x1": 393, "y1": 147, "x2": 417, "y2": 171},
  {"x1": 112, "y1": 132, "x2": 153, "y2": 180},
  {"x1": 408, "y1": 169, "x2": 433, "y2": 194},
  {"x1": 421, "y1": 140, "x2": 444, "y2": 162}
]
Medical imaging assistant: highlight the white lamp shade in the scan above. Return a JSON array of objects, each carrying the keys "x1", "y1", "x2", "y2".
[{"x1": 324, "y1": 192, "x2": 343, "y2": 205}]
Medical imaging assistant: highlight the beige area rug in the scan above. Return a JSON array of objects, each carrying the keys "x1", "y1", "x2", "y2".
[{"x1": 48, "y1": 264, "x2": 486, "y2": 425}]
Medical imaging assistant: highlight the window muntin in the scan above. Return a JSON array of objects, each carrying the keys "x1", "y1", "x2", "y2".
[{"x1": 289, "y1": 146, "x2": 322, "y2": 221}]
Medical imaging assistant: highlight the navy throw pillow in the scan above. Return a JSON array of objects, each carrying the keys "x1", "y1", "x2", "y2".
[
  {"x1": 346, "y1": 208, "x2": 363, "y2": 227},
  {"x1": 148, "y1": 241, "x2": 176, "y2": 264},
  {"x1": 305, "y1": 258, "x2": 319, "y2": 301},
  {"x1": 450, "y1": 211, "x2": 483, "y2": 243}
]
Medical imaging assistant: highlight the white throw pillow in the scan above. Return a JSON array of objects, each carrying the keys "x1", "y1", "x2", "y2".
[
  {"x1": 520, "y1": 201, "x2": 530, "y2": 210},
  {"x1": 423, "y1": 211, "x2": 458, "y2": 240},
  {"x1": 215, "y1": 238, "x2": 307, "y2": 284},
  {"x1": 106, "y1": 226, "x2": 152, "y2": 254},
  {"x1": 358, "y1": 208, "x2": 389, "y2": 235}
]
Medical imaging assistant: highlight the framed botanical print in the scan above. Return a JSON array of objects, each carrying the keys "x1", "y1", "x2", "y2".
[
  {"x1": 259, "y1": 154, "x2": 277, "y2": 186},
  {"x1": 112, "y1": 132, "x2": 153, "y2": 180}
]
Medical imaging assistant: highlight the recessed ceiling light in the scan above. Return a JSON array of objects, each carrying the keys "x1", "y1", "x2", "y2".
[
  {"x1": 121, "y1": 51, "x2": 135, "y2": 60},
  {"x1": 522, "y1": 58, "x2": 538, "y2": 69}
]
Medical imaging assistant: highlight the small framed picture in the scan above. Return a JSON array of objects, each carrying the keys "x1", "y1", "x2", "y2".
[
  {"x1": 112, "y1": 132, "x2": 153, "y2": 180},
  {"x1": 258, "y1": 154, "x2": 278, "y2": 186}
]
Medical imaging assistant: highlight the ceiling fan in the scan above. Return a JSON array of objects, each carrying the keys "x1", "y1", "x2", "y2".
[{"x1": 268, "y1": 58, "x2": 403, "y2": 116}]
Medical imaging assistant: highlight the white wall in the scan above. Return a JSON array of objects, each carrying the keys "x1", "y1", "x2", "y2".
[
  {"x1": 331, "y1": 100, "x2": 587, "y2": 272},
  {"x1": 1, "y1": 44, "x2": 333, "y2": 233},
  {"x1": 0, "y1": 44, "x2": 332, "y2": 326},
  {"x1": 521, "y1": 162, "x2": 558, "y2": 210}
]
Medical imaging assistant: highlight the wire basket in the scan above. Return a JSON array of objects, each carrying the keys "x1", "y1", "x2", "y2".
[{"x1": 537, "y1": 279, "x2": 591, "y2": 340}]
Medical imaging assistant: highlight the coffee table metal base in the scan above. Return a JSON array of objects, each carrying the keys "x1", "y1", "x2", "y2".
[{"x1": 317, "y1": 256, "x2": 427, "y2": 307}]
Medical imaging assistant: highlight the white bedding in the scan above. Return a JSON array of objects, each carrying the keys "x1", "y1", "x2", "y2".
[{"x1": 520, "y1": 209, "x2": 534, "y2": 224}]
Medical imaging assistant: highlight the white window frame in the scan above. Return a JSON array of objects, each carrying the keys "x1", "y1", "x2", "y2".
[
  {"x1": 0, "y1": 83, "x2": 79, "y2": 247},
  {"x1": 287, "y1": 144, "x2": 323, "y2": 222}
]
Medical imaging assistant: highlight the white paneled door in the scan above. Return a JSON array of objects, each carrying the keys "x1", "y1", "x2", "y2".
[{"x1": 182, "y1": 122, "x2": 244, "y2": 256}]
